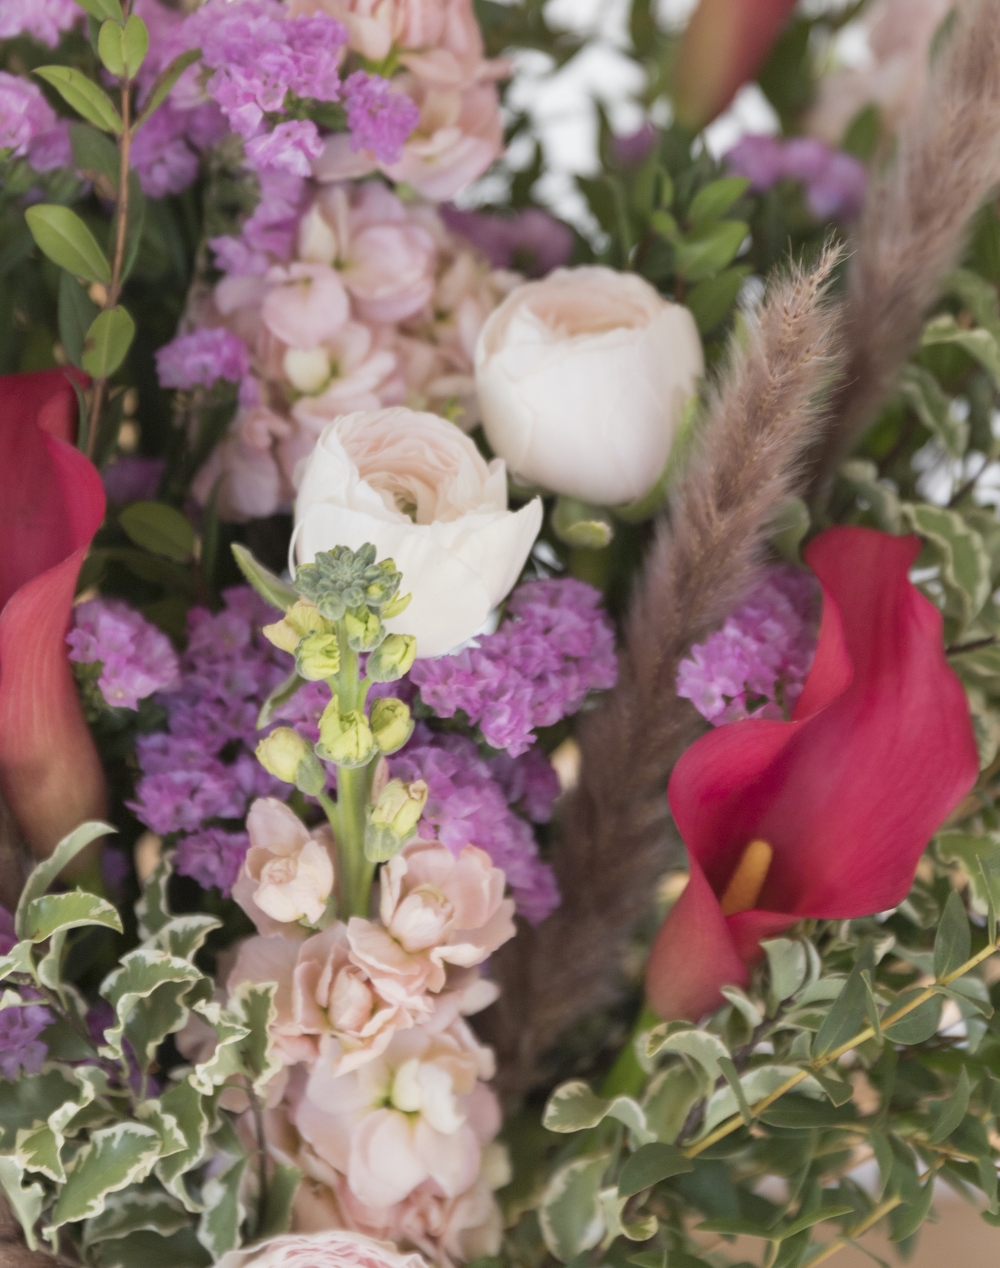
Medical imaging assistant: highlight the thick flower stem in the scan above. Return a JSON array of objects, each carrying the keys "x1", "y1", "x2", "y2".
[{"x1": 683, "y1": 940, "x2": 1000, "y2": 1160}]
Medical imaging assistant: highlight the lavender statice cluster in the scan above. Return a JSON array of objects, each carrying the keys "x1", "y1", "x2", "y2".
[
  {"x1": 725, "y1": 134, "x2": 866, "y2": 220},
  {"x1": 0, "y1": 909, "x2": 51, "y2": 1080},
  {"x1": 392, "y1": 730, "x2": 561, "y2": 925},
  {"x1": 0, "y1": 0, "x2": 79, "y2": 47},
  {"x1": 411, "y1": 578, "x2": 618, "y2": 758},
  {"x1": 0, "y1": 73, "x2": 71, "y2": 173},
  {"x1": 155, "y1": 328, "x2": 252, "y2": 392},
  {"x1": 342, "y1": 71, "x2": 422, "y2": 166},
  {"x1": 67, "y1": 599, "x2": 181, "y2": 711},
  {"x1": 128, "y1": 587, "x2": 328, "y2": 895},
  {"x1": 675, "y1": 566, "x2": 819, "y2": 727}
]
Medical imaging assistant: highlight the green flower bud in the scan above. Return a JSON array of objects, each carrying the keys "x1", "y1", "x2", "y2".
[
  {"x1": 344, "y1": 606, "x2": 384, "y2": 653},
  {"x1": 317, "y1": 702, "x2": 376, "y2": 768},
  {"x1": 381, "y1": 590, "x2": 412, "y2": 620},
  {"x1": 256, "y1": 728, "x2": 325, "y2": 795},
  {"x1": 262, "y1": 599, "x2": 333, "y2": 654},
  {"x1": 369, "y1": 697, "x2": 414, "y2": 755},
  {"x1": 364, "y1": 778, "x2": 428, "y2": 862},
  {"x1": 295, "y1": 632, "x2": 341, "y2": 681},
  {"x1": 366, "y1": 633, "x2": 417, "y2": 683}
]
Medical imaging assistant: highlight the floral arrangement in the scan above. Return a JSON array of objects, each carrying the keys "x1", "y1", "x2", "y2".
[{"x1": 3, "y1": 1, "x2": 1000, "y2": 1267}]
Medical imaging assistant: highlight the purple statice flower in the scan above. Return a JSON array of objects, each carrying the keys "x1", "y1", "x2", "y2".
[
  {"x1": 439, "y1": 205, "x2": 574, "y2": 278},
  {"x1": 392, "y1": 730, "x2": 559, "y2": 924},
  {"x1": 725, "y1": 133, "x2": 866, "y2": 221},
  {"x1": 411, "y1": 578, "x2": 617, "y2": 758},
  {"x1": 486, "y1": 746, "x2": 561, "y2": 824},
  {"x1": 175, "y1": 827, "x2": 249, "y2": 897},
  {"x1": 676, "y1": 565, "x2": 819, "y2": 727},
  {"x1": 130, "y1": 103, "x2": 201, "y2": 197},
  {"x1": 343, "y1": 71, "x2": 420, "y2": 164},
  {"x1": 244, "y1": 118, "x2": 323, "y2": 176},
  {"x1": 67, "y1": 599, "x2": 180, "y2": 711},
  {"x1": 0, "y1": 999, "x2": 52, "y2": 1080},
  {"x1": 0, "y1": 73, "x2": 71, "y2": 171},
  {"x1": 210, "y1": 169, "x2": 308, "y2": 276},
  {"x1": 0, "y1": 0, "x2": 79, "y2": 47},
  {"x1": 102, "y1": 455, "x2": 165, "y2": 505},
  {"x1": 127, "y1": 587, "x2": 327, "y2": 881},
  {"x1": 611, "y1": 121, "x2": 658, "y2": 168},
  {"x1": 156, "y1": 327, "x2": 251, "y2": 391}
]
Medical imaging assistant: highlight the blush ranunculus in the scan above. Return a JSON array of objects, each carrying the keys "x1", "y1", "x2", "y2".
[
  {"x1": 475, "y1": 266, "x2": 703, "y2": 506},
  {"x1": 232, "y1": 798, "x2": 337, "y2": 937},
  {"x1": 215, "y1": 1230, "x2": 429, "y2": 1268},
  {"x1": 645, "y1": 525, "x2": 980, "y2": 1022},
  {"x1": 0, "y1": 369, "x2": 107, "y2": 857},
  {"x1": 290, "y1": 408, "x2": 542, "y2": 659}
]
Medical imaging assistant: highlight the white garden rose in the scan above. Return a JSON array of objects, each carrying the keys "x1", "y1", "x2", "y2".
[
  {"x1": 475, "y1": 265, "x2": 704, "y2": 506},
  {"x1": 215, "y1": 1230, "x2": 428, "y2": 1268},
  {"x1": 291, "y1": 409, "x2": 542, "y2": 658}
]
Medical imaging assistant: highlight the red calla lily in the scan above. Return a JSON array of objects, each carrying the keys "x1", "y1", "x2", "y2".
[
  {"x1": 646, "y1": 526, "x2": 979, "y2": 1022},
  {"x1": 0, "y1": 370, "x2": 107, "y2": 857},
  {"x1": 674, "y1": 0, "x2": 799, "y2": 130}
]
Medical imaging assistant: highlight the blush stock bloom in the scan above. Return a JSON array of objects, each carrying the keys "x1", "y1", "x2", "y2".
[
  {"x1": 646, "y1": 526, "x2": 980, "y2": 1022},
  {"x1": 215, "y1": 1230, "x2": 428, "y2": 1268}
]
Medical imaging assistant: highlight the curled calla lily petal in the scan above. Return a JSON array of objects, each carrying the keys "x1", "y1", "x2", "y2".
[
  {"x1": 646, "y1": 525, "x2": 979, "y2": 1022},
  {"x1": 674, "y1": 0, "x2": 799, "y2": 130},
  {"x1": 0, "y1": 370, "x2": 107, "y2": 857}
]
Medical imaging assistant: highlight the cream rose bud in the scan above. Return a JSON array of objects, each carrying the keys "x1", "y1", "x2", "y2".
[
  {"x1": 291, "y1": 409, "x2": 542, "y2": 658},
  {"x1": 475, "y1": 266, "x2": 704, "y2": 506},
  {"x1": 215, "y1": 1231, "x2": 429, "y2": 1268}
]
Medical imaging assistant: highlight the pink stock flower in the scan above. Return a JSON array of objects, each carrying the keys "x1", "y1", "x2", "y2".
[
  {"x1": 347, "y1": 841, "x2": 515, "y2": 1002},
  {"x1": 262, "y1": 262, "x2": 351, "y2": 348},
  {"x1": 232, "y1": 798, "x2": 337, "y2": 937},
  {"x1": 215, "y1": 1230, "x2": 428, "y2": 1268}
]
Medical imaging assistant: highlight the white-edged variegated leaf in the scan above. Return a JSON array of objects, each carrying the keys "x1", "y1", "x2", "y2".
[
  {"x1": 136, "y1": 859, "x2": 173, "y2": 941},
  {"x1": 901, "y1": 502, "x2": 991, "y2": 631},
  {"x1": 25, "y1": 891, "x2": 123, "y2": 942},
  {"x1": 14, "y1": 1123, "x2": 66, "y2": 1184},
  {"x1": 838, "y1": 459, "x2": 903, "y2": 533},
  {"x1": 153, "y1": 915, "x2": 222, "y2": 963},
  {"x1": 698, "y1": 1065, "x2": 824, "y2": 1139},
  {"x1": 642, "y1": 1064, "x2": 704, "y2": 1144},
  {"x1": 965, "y1": 685, "x2": 1000, "y2": 769},
  {"x1": 197, "y1": 1154, "x2": 248, "y2": 1259},
  {"x1": 898, "y1": 363, "x2": 968, "y2": 457},
  {"x1": 599, "y1": 1185, "x2": 658, "y2": 1245},
  {"x1": 189, "y1": 1003, "x2": 249, "y2": 1096},
  {"x1": 99, "y1": 948, "x2": 204, "y2": 1064},
  {"x1": 763, "y1": 938, "x2": 809, "y2": 1006},
  {"x1": 543, "y1": 1081, "x2": 654, "y2": 1146},
  {"x1": 645, "y1": 1025, "x2": 729, "y2": 1080},
  {"x1": 922, "y1": 314, "x2": 1000, "y2": 386},
  {"x1": 89, "y1": 1225, "x2": 211, "y2": 1268},
  {"x1": 228, "y1": 980, "x2": 282, "y2": 1095},
  {"x1": 0, "y1": 1155, "x2": 46, "y2": 1250},
  {"x1": 720, "y1": 985, "x2": 764, "y2": 1029},
  {"x1": 0, "y1": 1068, "x2": 79, "y2": 1148},
  {"x1": 538, "y1": 1154, "x2": 609, "y2": 1263},
  {"x1": 46, "y1": 1122, "x2": 161, "y2": 1232},
  {"x1": 136, "y1": 1101, "x2": 187, "y2": 1158},
  {"x1": 83, "y1": 1188, "x2": 191, "y2": 1247},
  {"x1": 37, "y1": 928, "x2": 68, "y2": 995},
  {"x1": 936, "y1": 831, "x2": 1000, "y2": 909},
  {"x1": 15, "y1": 822, "x2": 113, "y2": 939},
  {"x1": 155, "y1": 1079, "x2": 211, "y2": 1212},
  {"x1": 0, "y1": 939, "x2": 35, "y2": 982}
]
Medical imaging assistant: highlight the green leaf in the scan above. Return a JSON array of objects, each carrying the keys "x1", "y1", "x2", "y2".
[
  {"x1": 122, "y1": 15, "x2": 149, "y2": 78},
  {"x1": 944, "y1": 268, "x2": 1000, "y2": 341},
  {"x1": 69, "y1": 122, "x2": 120, "y2": 195},
  {"x1": 229, "y1": 979, "x2": 282, "y2": 1094},
  {"x1": 99, "y1": 947, "x2": 204, "y2": 1063},
  {"x1": 116, "y1": 171, "x2": 146, "y2": 285},
  {"x1": 700, "y1": 1066, "x2": 824, "y2": 1138},
  {"x1": 0, "y1": 1069, "x2": 78, "y2": 1149},
  {"x1": 47, "y1": 1123, "x2": 161, "y2": 1232},
  {"x1": 197, "y1": 1154, "x2": 247, "y2": 1259},
  {"x1": 135, "y1": 49, "x2": 202, "y2": 129},
  {"x1": 757, "y1": 1094, "x2": 859, "y2": 1130},
  {"x1": 814, "y1": 945, "x2": 874, "y2": 1058},
  {"x1": 231, "y1": 543, "x2": 296, "y2": 611},
  {"x1": 934, "y1": 890, "x2": 972, "y2": 979},
  {"x1": 15, "y1": 1123, "x2": 66, "y2": 1184},
  {"x1": 687, "y1": 177, "x2": 750, "y2": 226},
  {"x1": 898, "y1": 364, "x2": 968, "y2": 458},
  {"x1": 882, "y1": 989, "x2": 942, "y2": 1044},
  {"x1": 258, "y1": 1163, "x2": 302, "y2": 1239},
  {"x1": 74, "y1": 0, "x2": 125, "y2": 20},
  {"x1": 923, "y1": 314, "x2": 1000, "y2": 387},
  {"x1": 674, "y1": 220, "x2": 748, "y2": 282},
  {"x1": 82, "y1": 306, "x2": 135, "y2": 378},
  {"x1": 890, "y1": 1168, "x2": 936, "y2": 1242},
  {"x1": 58, "y1": 271, "x2": 99, "y2": 369},
  {"x1": 258, "y1": 668, "x2": 305, "y2": 730},
  {"x1": 618, "y1": 1142, "x2": 693, "y2": 1198},
  {"x1": 24, "y1": 204, "x2": 112, "y2": 285},
  {"x1": 775, "y1": 1206, "x2": 856, "y2": 1240},
  {"x1": 839, "y1": 459, "x2": 903, "y2": 533},
  {"x1": 25, "y1": 891, "x2": 123, "y2": 942},
  {"x1": 0, "y1": 1156, "x2": 45, "y2": 1251},
  {"x1": 155, "y1": 1080, "x2": 211, "y2": 1212},
  {"x1": 928, "y1": 1065, "x2": 971, "y2": 1143},
  {"x1": 83, "y1": 1189, "x2": 191, "y2": 1247},
  {"x1": 900, "y1": 502, "x2": 991, "y2": 631},
  {"x1": 98, "y1": 20, "x2": 125, "y2": 76},
  {"x1": 763, "y1": 937, "x2": 809, "y2": 1006},
  {"x1": 33, "y1": 66, "x2": 122, "y2": 135},
  {"x1": 119, "y1": 501, "x2": 196, "y2": 562},
  {"x1": 538, "y1": 1155, "x2": 609, "y2": 1262},
  {"x1": 543, "y1": 1081, "x2": 654, "y2": 1145},
  {"x1": 15, "y1": 821, "x2": 111, "y2": 939},
  {"x1": 685, "y1": 267, "x2": 748, "y2": 335},
  {"x1": 136, "y1": 859, "x2": 174, "y2": 941},
  {"x1": 642, "y1": 1064, "x2": 703, "y2": 1144},
  {"x1": 645, "y1": 1025, "x2": 728, "y2": 1078}
]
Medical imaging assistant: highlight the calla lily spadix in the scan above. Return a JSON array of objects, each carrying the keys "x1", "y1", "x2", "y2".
[{"x1": 646, "y1": 525, "x2": 980, "y2": 1022}]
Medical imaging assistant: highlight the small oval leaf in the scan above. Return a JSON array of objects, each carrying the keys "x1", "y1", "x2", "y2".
[
  {"x1": 617, "y1": 1142, "x2": 693, "y2": 1197},
  {"x1": 97, "y1": 20, "x2": 125, "y2": 77},
  {"x1": 33, "y1": 66, "x2": 122, "y2": 135},
  {"x1": 24, "y1": 205, "x2": 111, "y2": 286},
  {"x1": 82, "y1": 306, "x2": 135, "y2": 378},
  {"x1": 119, "y1": 501, "x2": 196, "y2": 562}
]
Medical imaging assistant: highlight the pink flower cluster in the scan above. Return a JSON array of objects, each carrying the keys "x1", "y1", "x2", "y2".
[
  {"x1": 0, "y1": 0, "x2": 79, "y2": 47},
  {"x1": 411, "y1": 578, "x2": 618, "y2": 758},
  {"x1": 0, "y1": 73, "x2": 71, "y2": 173},
  {"x1": 189, "y1": 180, "x2": 520, "y2": 521},
  {"x1": 725, "y1": 134, "x2": 867, "y2": 221},
  {"x1": 675, "y1": 565, "x2": 819, "y2": 726},
  {"x1": 67, "y1": 598, "x2": 180, "y2": 711},
  {"x1": 155, "y1": 327, "x2": 252, "y2": 391},
  {"x1": 195, "y1": 798, "x2": 515, "y2": 1264}
]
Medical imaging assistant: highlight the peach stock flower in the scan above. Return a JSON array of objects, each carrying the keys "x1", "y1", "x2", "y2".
[
  {"x1": 347, "y1": 841, "x2": 515, "y2": 1001},
  {"x1": 232, "y1": 798, "x2": 337, "y2": 937},
  {"x1": 215, "y1": 1230, "x2": 429, "y2": 1268}
]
